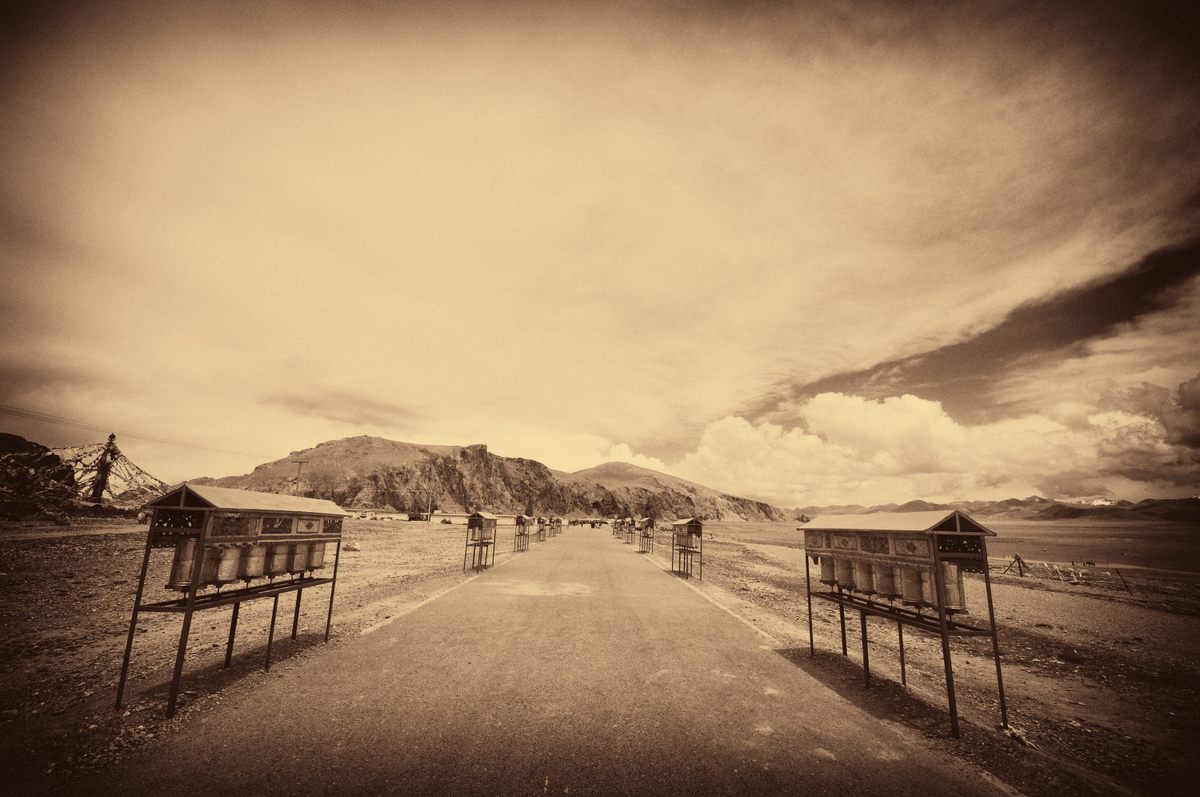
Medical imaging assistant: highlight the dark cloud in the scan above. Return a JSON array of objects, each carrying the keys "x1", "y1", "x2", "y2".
[
  {"x1": 759, "y1": 235, "x2": 1200, "y2": 422},
  {"x1": 265, "y1": 391, "x2": 419, "y2": 429},
  {"x1": 1107, "y1": 373, "x2": 1200, "y2": 449},
  {"x1": 0, "y1": 359, "x2": 103, "y2": 402}
]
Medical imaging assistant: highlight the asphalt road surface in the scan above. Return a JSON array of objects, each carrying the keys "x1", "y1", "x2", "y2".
[{"x1": 92, "y1": 528, "x2": 1007, "y2": 796}]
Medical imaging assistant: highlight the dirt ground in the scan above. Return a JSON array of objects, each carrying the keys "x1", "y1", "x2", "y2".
[
  {"x1": 0, "y1": 517, "x2": 516, "y2": 792},
  {"x1": 2, "y1": 518, "x2": 1198, "y2": 795},
  {"x1": 642, "y1": 523, "x2": 1200, "y2": 796}
]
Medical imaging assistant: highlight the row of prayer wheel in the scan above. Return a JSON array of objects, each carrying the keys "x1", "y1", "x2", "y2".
[
  {"x1": 166, "y1": 540, "x2": 328, "y2": 591},
  {"x1": 815, "y1": 554, "x2": 965, "y2": 612}
]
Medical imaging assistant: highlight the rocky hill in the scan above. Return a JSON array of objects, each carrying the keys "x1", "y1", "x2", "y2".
[
  {"x1": 191, "y1": 436, "x2": 793, "y2": 521},
  {"x1": 573, "y1": 462, "x2": 787, "y2": 521},
  {"x1": 0, "y1": 433, "x2": 77, "y2": 520}
]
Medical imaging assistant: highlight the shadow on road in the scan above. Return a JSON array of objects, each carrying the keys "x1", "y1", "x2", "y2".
[
  {"x1": 128, "y1": 631, "x2": 330, "y2": 712},
  {"x1": 774, "y1": 647, "x2": 956, "y2": 737}
]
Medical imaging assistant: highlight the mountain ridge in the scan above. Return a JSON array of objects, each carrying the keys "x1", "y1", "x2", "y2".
[
  {"x1": 190, "y1": 436, "x2": 794, "y2": 521},
  {"x1": 799, "y1": 495, "x2": 1200, "y2": 522}
]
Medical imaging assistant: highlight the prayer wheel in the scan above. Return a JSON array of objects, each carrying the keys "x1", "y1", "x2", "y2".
[
  {"x1": 215, "y1": 546, "x2": 241, "y2": 584},
  {"x1": 288, "y1": 542, "x2": 312, "y2": 573},
  {"x1": 941, "y1": 563, "x2": 966, "y2": 611},
  {"x1": 199, "y1": 546, "x2": 222, "y2": 585},
  {"x1": 919, "y1": 567, "x2": 937, "y2": 607},
  {"x1": 852, "y1": 560, "x2": 875, "y2": 595},
  {"x1": 239, "y1": 544, "x2": 266, "y2": 580},
  {"x1": 834, "y1": 557, "x2": 855, "y2": 590},
  {"x1": 819, "y1": 555, "x2": 836, "y2": 585},
  {"x1": 896, "y1": 565, "x2": 922, "y2": 606},
  {"x1": 265, "y1": 543, "x2": 290, "y2": 576},
  {"x1": 308, "y1": 541, "x2": 327, "y2": 570},
  {"x1": 166, "y1": 539, "x2": 198, "y2": 591},
  {"x1": 872, "y1": 563, "x2": 898, "y2": 598}
]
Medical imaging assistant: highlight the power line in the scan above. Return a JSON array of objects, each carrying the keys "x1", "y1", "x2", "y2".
[{"x1": 0, "y1": 403, "x2": 272, "y2": 459}]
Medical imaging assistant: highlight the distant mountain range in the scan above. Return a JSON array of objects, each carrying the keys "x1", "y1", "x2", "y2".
[
  {"x1": 799, "y1": 495, "x2": 1200, "y2": 522},
  {"x1": 10, "y1": 429, "x2": 1196, "y2": 523},
  {"x1": 191, "y1": 436, "x2": 792, "y2": 521}
]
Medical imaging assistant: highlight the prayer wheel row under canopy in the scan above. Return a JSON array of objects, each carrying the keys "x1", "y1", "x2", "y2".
[
  {"x1": 118, "y1": 483, "x2": 349, "y2": 719},
  {"x1": 801, "y1": 509, "x2": 1007, "y2": 739}
]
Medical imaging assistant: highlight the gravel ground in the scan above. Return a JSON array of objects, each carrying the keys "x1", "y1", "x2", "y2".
[
  {"x1": 2, "y1": 517, "x2": 1197, "y2": 795},
  {"x1": 638, "y1": 523, "x2": 1200, "y2": 796}
]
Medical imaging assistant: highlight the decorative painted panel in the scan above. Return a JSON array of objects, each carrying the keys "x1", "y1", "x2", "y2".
[
  {"x1": 859, "y1": 534, "x2": 890, "y2": 554},
  {"x1": 805, "y1": 531, "x2": 829, "y2": 549},
  {"x1": 262, "y1": 516, "x2": 294, "y2": 534},
  {"x1": 832, "y1": 534, "x2": 857, "y2": 551},
  {"x1": 295, "y1": 517, "x2": 321, "y2": 535},
  {"x1": 936, "y1": 535, "x2": 984, "y2": 555},
  {"x1": 153, "y1": 510, "x2": 206, "y2": 530},
  {"x1": 892, "y1": 536, "x2": 932, "y2": 559},
  {"x1": 213, "y1": 514, "x2": 253, "y2": 537}
]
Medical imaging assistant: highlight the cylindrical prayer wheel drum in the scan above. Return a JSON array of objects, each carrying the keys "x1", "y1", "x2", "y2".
[
  {"x1": 199, "y1": 546, "x2": 222, "y2": 585},
  {"x1": 852, "y1": 560, "x2": 875, "y2": 595},
  {"x1": 308, "y1": 541, "x2": 327, "y2": 570},
  {"x1": 872, "y1": 563, "x2": 898, "y2": 598},
  {"x1": 919, "y1": 567, "x2": 938, "y2": 607},
  {"x1": 819, "y1": 555, "x2": 836, "y2": 585},
  {"x1": 288, "y1": 542, "x2": 311, "y2": 573},
  {"x1": 834, "y1": 558, "x2": 855, "y2": 590},
  {"x1": 166, "y1": 539, "x2": 198, "y2": 590},
  {"x1": 215, "y1": 546, "x2": 241, "y2": 584},
  {"x1": 265, "y1": 543, "x2": 290, "y2": 576},
  {"x1": 941, "y1": 563, "x2": 965, "y2": 611},
  {"x1": 239, "y1": 544, "x2": 266, "y2": 580},
  {"x1": 897, "y1": 566, "x2": 922, "y2": 606}
]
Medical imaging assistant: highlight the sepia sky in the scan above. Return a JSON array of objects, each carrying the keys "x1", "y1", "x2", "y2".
[{"x1": 3, "y1": 1, "x2": 1199, "y2": 506}]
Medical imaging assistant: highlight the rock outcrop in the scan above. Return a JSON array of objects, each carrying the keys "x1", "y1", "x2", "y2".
[{"x1": 193, "y1": 436, "x2": 793, "y2": 521}]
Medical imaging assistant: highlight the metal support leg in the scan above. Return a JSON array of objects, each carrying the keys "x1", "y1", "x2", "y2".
[
  {"x1": 291, "y1": 589, "x2": 303, "y2": 641},
  {"x1": 838, "y1": 600, "x2": 847, "y2": 656},
  {"x1": 115, "y1": 530, "x2": 154, "y2": 709},
  {"x1": 224, "y1": 602, "x2": 240, "y2": 668},
  {"x1": 982, "y1": 544, "x2": 1009, "y2": 728},
  {"x1": 933, "y1": 560, "x2": 960, "y2": 738},
  {"x1": 325, "y1": 539, "x2": 342, "y2": 642},
  {"x1": 898, "y1": 622, "x2": 907, "y2": 686},
  {"x1": 266, "y1": 594, "x2": 279, "y2": 672},
  {"x1": 805, "y1": 554, "x2": 814, "y2": 656},
  {"x1": 166, "y1": 534, "x2": 207, "y2": 718},
  {"x1": 860, "y1": 611, "x2": 870, "y2": 687}
]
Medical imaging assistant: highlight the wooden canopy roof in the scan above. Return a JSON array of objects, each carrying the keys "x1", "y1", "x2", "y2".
[
  {"x1": 804, "y1": 510, "x2": 994, "y2": 536},
  {"x1": 146, "y1": 483, "x2": 346, "y2": 517}
]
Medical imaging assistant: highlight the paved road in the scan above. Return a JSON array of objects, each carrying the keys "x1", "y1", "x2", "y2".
[{"x1": 93, "y1": 529, "x2": 1006, "y2": 795}]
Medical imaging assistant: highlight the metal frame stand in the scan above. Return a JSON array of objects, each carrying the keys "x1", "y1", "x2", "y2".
[
  {"x1": 803, "y1": 537, "x2": 1008, "y2": 738},
  {"x1": 671, "y1": 536, "x2": 703, "y2": 579},
  {"x1": 638, "y1": 530, "x2": 653, "y2": 553},
  {"x1": 463, "y1": 537, "x2": 496, "y2": 572},
  {"x1": 115, "y1": 527, "x2": 341, "y2": 718}
]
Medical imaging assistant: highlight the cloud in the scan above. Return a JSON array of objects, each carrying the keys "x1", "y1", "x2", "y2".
[
  {"x1": 2, "y1": 1, "x2": 1199, "y2": 498},
  {"x1": 265, "y1": 391, "x2": 420, "y2": 429},
  {"x1": 658, "y1": 388, "x2": 1200, "y2": 506},
  {"x1": 759, "y1": 239, "x2": 1200, "y2": 423},
  {"x1": 1104, "y1": 374, "x2": 1200, "y2": 449}
]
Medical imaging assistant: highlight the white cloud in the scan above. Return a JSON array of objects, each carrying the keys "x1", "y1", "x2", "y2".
[{"x1": 652, "y1": 391, "x2": 1198, "y2": 506}]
